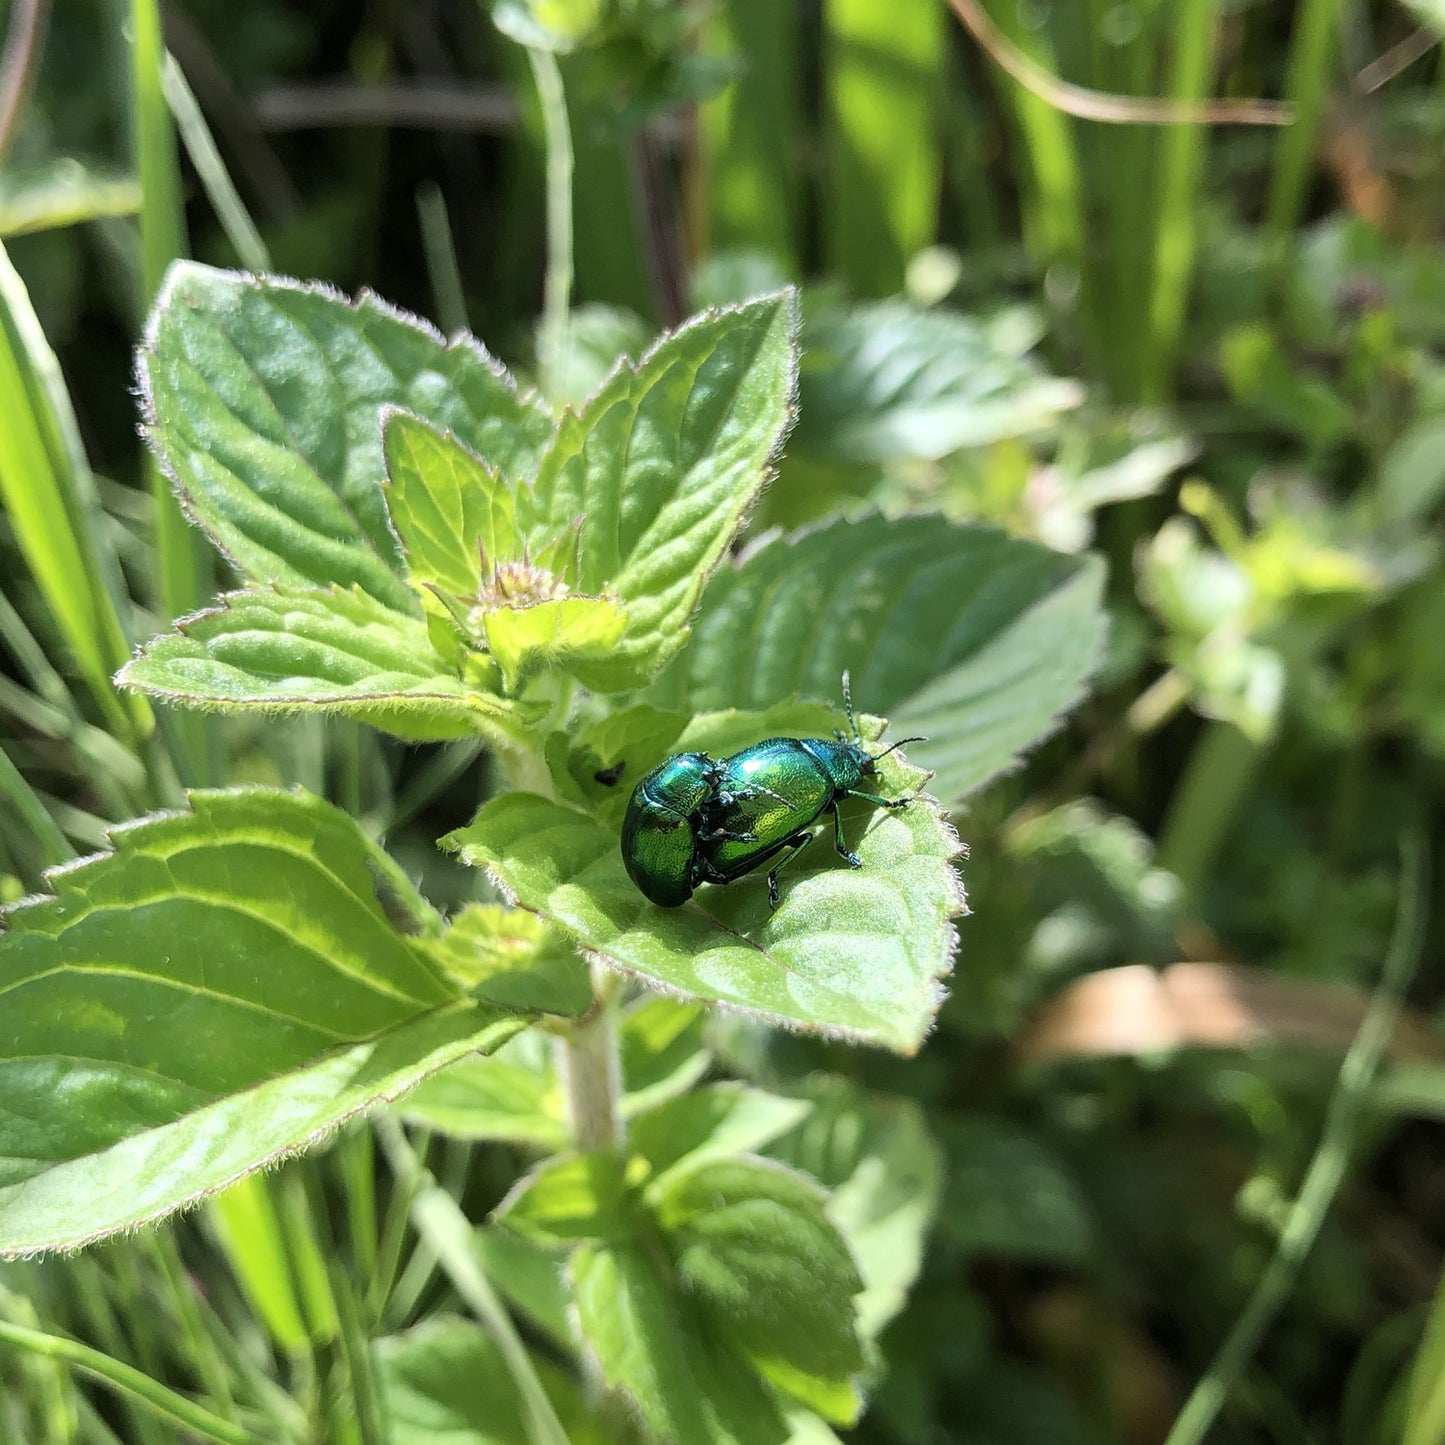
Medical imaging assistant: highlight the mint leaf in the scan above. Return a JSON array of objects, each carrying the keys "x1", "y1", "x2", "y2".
[
  {"x1": 0, "y1": 788, "x2": 536, "y2": 1256},
  {"x1": 396, "y1": 1032, "x2": 565, "y2": 1148},
  {"x1": 650, "y1": 1155, "x2": 865, "y2": 1425},
  {"x1": 424, "y1": 905, "x2": 592, "y2": 1017},
  {"x1": 400, "y1": 993, "x2": 707, "y2": 1145},
  {"x1": 446, "y1": 747, "x2": 962, "y2": 1054},
  {"x1": 571, "y1": 1242, "x2": 790, "y2": 1445},
  {"x1": 140, "y1": 262, "x2": 551, "y2": 605},
  {"x1": 630, "y1": 1084, "x2": 813, "y2": 1180},
  {"x1": 482, "y1": 596, "x2": 628, "y2": 694},
  {"x1": 648, "y1": 514, "x2": 1108, "y2": 803},
  {"x1": 117, "y1": 586, "x2": 546, "y2": 743},
  {"x1": 940, "y1": 1116, "x2": 1094, "y2": 1264},
  {"x1": 768, "y1": 1080, "x2": 943, "y2": 1341},
  {"x1": 795, "y1": 300, "x2": 1082, "y2": 464},
  {"x1": 376, "y1": 1316, "x2": 596, "y2": 1445},
  {"x1": 494, "y1": 1153, "x2": 633, "y2": 1246},
  {"x1": 518, "y1": 291, "x2": 799, "y2": 691},
  {"x1": 382, "y1": 409, "x2": 522, "y2": 602},
  {"x1": 618, "y1": 996, "x2": 711, "y2": 1117}
]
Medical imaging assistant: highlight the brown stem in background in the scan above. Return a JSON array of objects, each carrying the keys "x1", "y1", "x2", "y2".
[
  {"x1": 0, "y1": 0, "x2": 49, "y2": 169},
  {"x1": 630, "y1": 124, "x2": 688, "y2": 326},
  {"x1": 944, "y1": 0, "x2": 1293, "y2": 126}
]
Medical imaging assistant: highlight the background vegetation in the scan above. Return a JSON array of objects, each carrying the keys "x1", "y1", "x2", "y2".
[{"x1": 1, "y1": 0, "x2": 1444, "y2": 1441}]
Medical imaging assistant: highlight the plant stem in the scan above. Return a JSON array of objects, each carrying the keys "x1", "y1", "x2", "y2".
[
  {"x1": 161, "y1": 51, "x2": 271, "y2": 273},
  {"x1": 1165, "y1": 833, "x2": 1428, "y2": 1445},
  {"x1": 0, "y1": 1320, "x2": 254, "y2": 1445},
  {"x1": 562, "y1": 961, "x2": 624, "y2": 1152},
  {"x1": 525, "y1": 43, "x2": 573, "y2": 388}
]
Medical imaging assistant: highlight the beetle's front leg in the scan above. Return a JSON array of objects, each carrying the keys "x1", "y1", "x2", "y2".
[{"x1": 844, "y1": 787, "x2": 914, "y2": 810}]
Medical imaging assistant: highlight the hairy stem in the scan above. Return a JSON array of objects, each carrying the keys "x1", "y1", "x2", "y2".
[{"x1": 562, "y1": 961, "x2": 624, "y2": 1152}]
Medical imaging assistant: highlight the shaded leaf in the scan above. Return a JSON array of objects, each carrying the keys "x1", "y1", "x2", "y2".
[
  {"x1": 397, "y1": 1032, "x2": 565, "y2": 1148},
  {"x1": 0, "y1": 788, "x2": 532, "y2": 1256},
  {"x1": 495, "y1": 1153, "x2": 633, "y2": 1246},
  {"x1": 794, "y1": 300, "x2": 1082, "y2": 464},
  {"x1": 474, "y1": 1227, "x2": 574, "y2": 1349},
  {"x1": 376, "y1": 1316, "x2": 600, "y2": 1445},
  {"x1": 939, "y1": 1117, "x2": 1093, "y2": 1265},
  {"x1": 618, "y1": 996, "x2": 711, "y2": 1117},
  {"x1": 630, "y1": 1084, "x2": 813, "y2": 1180},
  {"x1": 648, "y1": 514, "x2": 1108, "y2": 802},
  {"x1": 650, "y1": 1154, "x2": 865, "y2": 1424},
  {"x1": 768, "y1": 1079, "x2": 943, "y2": 1341},
  {"x1": 571, "y1": 1242, "x2": 790, "y2": 1445}
]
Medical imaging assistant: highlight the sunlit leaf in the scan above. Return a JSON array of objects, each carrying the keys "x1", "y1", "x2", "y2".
[
  {"x1": 446, "y1": 735, "x2": 962, "y2": 1055},
  {"x1": 0, "y1": 789, "x2": 541, "y2": 1256},
  {"x1": 140, "y1": 262, "x2": 551, "y2": 606},
  {"x1": 518, "y1": 290, "x2": 799, "y2": 691},
  {"x1": 118, "y1": 585, "x2": 544, "y2": 743}
]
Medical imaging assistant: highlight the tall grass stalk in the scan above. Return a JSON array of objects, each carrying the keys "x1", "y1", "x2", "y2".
[
  {"x1": 0, "y1": 316, "x2": 131, "y2": 740},
  {"x1": 1265, "y1": 0, "x2": 1343, "y2": 257},
  {"x1": 161, "y1": 53, "x2": 270, "y2": 273},
  {"x1": 824, "y1": 0, "x2": 945, "y2": 296},
  {"x1": 1146, "y1": 0, "x2": 1218, "y2": 401},
  {"x1": 129, "y1": 0, "x2": 215, "y2": 785}
]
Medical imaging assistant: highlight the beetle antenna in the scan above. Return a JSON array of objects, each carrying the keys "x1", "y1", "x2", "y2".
[
  {"x1": 841, "y1": 670, "x2": 860, "y2": 743},
  {"x1": 871, "y1": 735, "x2": 927, "y2": 762}
]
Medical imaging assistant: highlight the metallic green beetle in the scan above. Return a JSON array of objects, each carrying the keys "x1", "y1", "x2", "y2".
[
  {"x1": 695, "y1": 677, "x2": 925, "y2": 908},
  {"x1": 619, "y1": 751, "x2": 782, "y2": 907},
  {"x1": 620, "y1": 676, "x2": 923, "y2": 909}
]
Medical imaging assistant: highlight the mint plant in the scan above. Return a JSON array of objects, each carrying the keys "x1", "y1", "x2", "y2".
[{"x1": 0, "y1": 261, "x2": 1105, "y2": 1439}]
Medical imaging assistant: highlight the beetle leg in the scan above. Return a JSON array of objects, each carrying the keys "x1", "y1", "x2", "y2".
[
  {"x1": 830, "y1": 801, "x2": 862, "y2": 867},
  {"x1": 698, "y1": 825, "x2": 757, "y2": 843},
  {"x1": 843, "y1": 787, "x2": 913, "y2": 810},
  {"x1": 766, "y1": 831, "x2": 816, "y2": 910}
]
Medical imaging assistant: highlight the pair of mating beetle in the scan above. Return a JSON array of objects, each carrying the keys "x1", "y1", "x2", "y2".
[{"x1": 621, "y1": 675, "x2": 925, "y2": 909}]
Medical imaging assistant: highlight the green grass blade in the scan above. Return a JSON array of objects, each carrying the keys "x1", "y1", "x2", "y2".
[
  {"x1": 824, "y1": 0, "x2": 945, "y2": 295},
  {"x1": 0, "y1": 1319, "x2": 252, "y2": 1445},
  {"x1": 206, "y1": 1174, "x2": 311, "y2": 1355},
  {"x1": 0, "y1": 741, "x2": 73, "y2": 876},
  {"x1": 1165, "y1": 834, "x2": 1428, "y2": 1445},
  {"x1": 129, "y1": 0, "x2": 215, "y2": 784},
  {"x1": 0, "y1": 270, "x2": 134, "y2": 739},
  {"x1": 160, "y1": 53, "x2": 270, "y2": 273},
  {"x1": 698, "y1": 0, "x2": 802, "y2": 268},
  {"x1": 415, "y1": 182, "x2": 468, "y2": 336},
  {"x1": 1404, "y1": 1266, "x2": 1445, "y2": 1445},
  {"x1": 1146, "y1": 0, "x2": 1219, "y2": 402},
  {"x1": 0, "y1": 244, "x2": 140, "y2": 660},
  {"x1": 1265, "y1": 0, "x2": 1343, "y2": 254}
]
